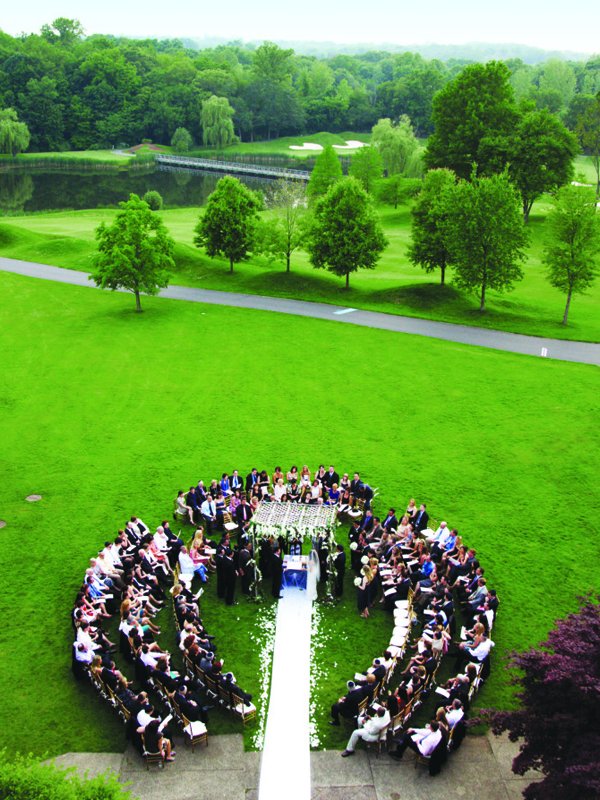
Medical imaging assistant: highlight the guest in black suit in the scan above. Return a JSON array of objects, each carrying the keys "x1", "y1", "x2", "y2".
[
  {"x1": 235, "y1": 496, "x2": 253, "y2": 541},
  {"x1": 230, "y1": 470, "x2": 244, "y2": 493},
  {"x1": 271, "y1": 547, "x2": 283, "y2": 599},
  {"x1": 175, "y1": 685, "x2": 208, "y2": 723},
  {"x1": 381, "y1": 509, "x2": 398, "y2": 533},
  {"x1": 245, "y1": 468, "x2": 259, "y2": 493},
  {"x1": 333, "y1": 544, "x2": 346, "y2": 597},
  {"x1": 413, "y1": 504, "x2": 429, "y2": 534},
  {"x1": 222, "y1": 548, "x2": 237, "y2": 605},
  {"x1": 323, "y1": 466, "x2": 340, "y2": 491},
  {"x1": 330, "y1": 680, "x2": 368, "y2": 725}
]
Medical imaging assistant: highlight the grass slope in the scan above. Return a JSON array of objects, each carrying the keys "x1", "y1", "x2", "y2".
[
  {"x1": 1, "y1": 197, "x2": 599, "y2": 342},
  {"x1": 0, "y1": 272, "x2": 598, "y2": 758}
]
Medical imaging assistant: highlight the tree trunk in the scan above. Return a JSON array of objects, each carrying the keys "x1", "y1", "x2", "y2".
[
  {"x1": 440, "y1": 264, "x2": 446, "y2": 286},
  {"x1": 523, "y1": 200, "x2": 531, "y2": 225},
  {"x1": 479, "y1": 282, "x2": 486, "y2": 311},
  {"x1": 134, "y1": 290, "x2": 142, "y2": 313},
  {"x1": 562, "y1": 287, "x2": 573, "y2": 325},
  {"x1": 229, "y1": 258, "x2": 234, "y2": 273},
  {"x1": 345, "y1": 272, "x2": 350, "y2": 290},
  {"x1": 286, "y1": 252, "x2": 291, "y2": 272}
]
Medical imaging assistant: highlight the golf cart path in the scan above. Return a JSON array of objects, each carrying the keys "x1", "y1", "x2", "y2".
[{"x1": 1, "y1": 257, "x2": 598, "y2": 366}]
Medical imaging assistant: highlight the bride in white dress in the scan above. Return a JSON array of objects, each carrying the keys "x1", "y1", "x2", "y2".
[{"x1": 307, "y1": 549, "x2": 320, "y2": 601}]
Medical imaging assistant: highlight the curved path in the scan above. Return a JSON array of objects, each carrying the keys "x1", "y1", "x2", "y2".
[{"x1": 1, "y1": 257, "x2": 598, "y2": 366}]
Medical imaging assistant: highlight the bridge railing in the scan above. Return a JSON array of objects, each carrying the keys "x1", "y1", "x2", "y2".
[{"x1": 156, "y1": 154, "x2": 310, "y2": 180}]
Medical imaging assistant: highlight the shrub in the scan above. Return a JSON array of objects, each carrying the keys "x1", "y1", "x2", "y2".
[{"x1": 142, "y1": 190, "x2": 163, "y2": 210}]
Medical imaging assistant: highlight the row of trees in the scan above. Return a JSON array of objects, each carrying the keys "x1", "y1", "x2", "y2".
[
  {"x1": 0, "y1": 19, "x2": 599, "y2": 151},
  {"x1": 409, "y1": 169, "x2": 600, "y2": 322}
]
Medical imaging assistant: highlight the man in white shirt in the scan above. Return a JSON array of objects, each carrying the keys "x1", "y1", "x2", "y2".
[
  {"x1": 201, "y1": 497, "x2": 217, "y2": 534},
  {"x1": 445, "y1": 699, "x2": 465, "y2": 728},
  {"x1": 341, "y1": 707, "x2": 390, "y2": 756},
  {"x1": 390, "y1": 720, "x2": 443, "y2": 760},
  {"x1": 426, "y1": 521, "x2": 448, "y2": 544}
]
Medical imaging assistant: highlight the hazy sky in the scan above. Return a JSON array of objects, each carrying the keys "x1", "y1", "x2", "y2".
[{"x1": 2, "y1": 0, "x2": 597, "y2": 54}]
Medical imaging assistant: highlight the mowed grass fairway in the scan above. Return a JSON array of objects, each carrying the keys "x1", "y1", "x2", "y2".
[
  {"x1": 0, "y1": 272, "x2": 598, "y2": 758},
  {"x1": 1, "y1": 194, "x2": 599, "y2": 342}
]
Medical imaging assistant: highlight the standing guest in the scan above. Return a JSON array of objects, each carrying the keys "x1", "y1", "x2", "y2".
[
  {"x1": 323, "y1": 465, "x2": 340, "y2": 491},
  {"x1": 333, "y1": 544, "x2": 346, "y2": 596},
  {"x1": 235, "y1": 495, "x2": 253, "y2": 541},
  {"x1": 222, "y1": 548, "x2": 237, "y2": 606},
  {"x1": 271, "y1": 546, "x2": 283, "y2": 599},
  {"x1": 200, "y1": 495, "x2": 217, "y2": 535},
  {"x1": 230, "y1": 470, "x2": 244, "y2": 493},
  {"x1": 413, "y1": 503, "x2": 429, "y2": 534}
]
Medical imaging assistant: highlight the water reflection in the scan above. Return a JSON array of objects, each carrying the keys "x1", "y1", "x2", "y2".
[{"x1": 0, "y1": 166, "x2": 271, "y2": 214}]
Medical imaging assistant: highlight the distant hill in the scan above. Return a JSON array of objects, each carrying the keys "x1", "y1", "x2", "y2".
[{"x1": 181, "y1": 37, "x2": 591, "y2": 64}]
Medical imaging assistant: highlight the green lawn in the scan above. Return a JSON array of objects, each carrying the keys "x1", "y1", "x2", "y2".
[
  {"x1": 0, "y1": 271, "x2": 598, "y2": 759},
  {"x1": 2, "y1": 150, "x2": 135, "y2": 165},
  {"x1": 1, "y1": 195, "x2": 599, "y2": 342},
  {"x1": 189, "y1": 131, "x2": 371, "y2": 160}
]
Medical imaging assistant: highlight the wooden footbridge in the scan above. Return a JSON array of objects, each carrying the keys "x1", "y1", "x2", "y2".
[{"x1": 156, "y1": 154, "x2": 310, "y2": 181}]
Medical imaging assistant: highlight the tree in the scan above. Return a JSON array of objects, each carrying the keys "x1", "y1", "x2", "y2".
[
  {"x1": 258, "y1": 179, "x2": 308, "y2": 271},
  {"x1": 307, "y1": 176, "x2": 387, "y2": 289},
  {"x1": 539, "y1": 59, "x2": 577, "y2": 111},
  {"x1": 40, "y1": 17, "x2": 84, "y2": 45},
  {"x1": 371, "y1": 116, "x2": 419, "y2": 175},
  {"x1": 490, "y1": 596, "x2": 600, "y2": 800},
  {"x1": 0, "y1": 108, "x2": 30, "y2": 155},
  {"x1": 90, "y1": 194, "x2": 174, "y2": 312},
  {"x1": 349, "y1": 146, "x2": 383, "y2": 194},
  {"x1": 408, "y1": 168, "x2": 456, "y2": 285},
  {"x1": 543, "y1": 185, "x2": 600, "y2": 325},
  {"x1": 201, "y1": 95, "x2": 236, "y2": 149},
  {"x1": 576, "y1": 93, "x2": 600, "y2": 197},
  {"x1": 376, "y1": 174, "x2": 421, "y2": 209},
  {"x1": 142, "y1": 190, "x2": 163, "y2": 210},
  {"x1": 306, "y1": 145, "x2": 343, "y2": 201},
  {"x1": 194, "y1": 175, "x2": 261, "y2": 273},
  {"x1": 509, "y1": 109, "x2": 579, "y2": 223},
  {"x1": 444, "y1": 172, "x2": 528, "y2": 310},
  {"x1": 425, "y1": 61, "x2": 518, "y2": 179},
  {"x1": 171, "y1": 126, "x2": 193, "y2": 153}
]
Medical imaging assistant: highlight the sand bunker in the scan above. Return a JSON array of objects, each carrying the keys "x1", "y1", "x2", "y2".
[
  {"x1": 332, "y1": 140, "x2": 367, "y2": 150},
  {"x1": 289, "y1": 143, "x2": 324, "y2": 151}
]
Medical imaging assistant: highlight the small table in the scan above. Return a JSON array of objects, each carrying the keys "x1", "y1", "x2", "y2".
[{"x1": 282, "y1": 555, "x2": 308, "y2": 590}]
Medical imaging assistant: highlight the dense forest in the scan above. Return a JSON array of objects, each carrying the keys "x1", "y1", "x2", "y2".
[{"x1": 0, "y1": 18, "x2": 599, "y2": 151}]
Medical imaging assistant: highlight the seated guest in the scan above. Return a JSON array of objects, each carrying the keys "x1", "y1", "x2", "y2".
[
  {"x1": 389, "y1": 719, "x2": 442, "y2": 761},
  {"x1": 175, "y1": 491, "x2": 195, "y2": 525},
  {"x1": 137, "y1": 717, "x2": 175, "y2": 762},
  {"x1": 341, "y1": 706, "x2": 390, "y2": 757}
]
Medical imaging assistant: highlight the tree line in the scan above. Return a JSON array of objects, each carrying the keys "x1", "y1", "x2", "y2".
[{"x1": 0, "y1": 18, "x2": 599, "y2": 152}]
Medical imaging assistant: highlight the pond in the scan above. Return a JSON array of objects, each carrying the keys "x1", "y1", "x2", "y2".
[{"x1": 0, "y1": 165, "x2": 272, "y2": 214}]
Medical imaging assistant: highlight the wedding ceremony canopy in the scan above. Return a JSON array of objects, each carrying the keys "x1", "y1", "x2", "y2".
[{"x1": 249, "y1": 501, "x2": 338, "y2": 541}]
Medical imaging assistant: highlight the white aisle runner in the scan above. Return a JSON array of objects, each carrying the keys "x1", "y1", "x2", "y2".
[{"x1": 258, "y1": 584, "x2": 313, "y2": 800}]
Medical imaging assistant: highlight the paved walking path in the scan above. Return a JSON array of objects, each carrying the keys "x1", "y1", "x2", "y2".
[
  {"x1": 1, "y1": 257, "x2": 598, "y2": 365},
  {"x1": 49, "y1": 731, "x2": 538, "y2": 800}
]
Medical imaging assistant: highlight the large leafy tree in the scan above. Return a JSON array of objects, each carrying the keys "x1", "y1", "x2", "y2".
[
  {"x1": 307, "y1": 176, "x2": 387, "y2": 289},
  {"x1": 257, "y1": 179, "x2": 308, "y2": 272},
  {"x1": 349, "y1": 146, "x2": 383, "y2": 194},
  {"x1": 371, "y1": 116, "x2": 419, "y2": 175},
  {"x1": 425, "y1": 61, "x2": 518, "y2": 179},
  {"x1": 491, "y1": 596, "x2": 600, "y2": 800},
  {"x1": 509, "y1": 109, "x2": 579, "y2": 223},
  {"x1": 200, "y1": 95, "x2": 236, "y2": 149},
  {"x1": 0, "y1": 107, "x2": 30, "y2": 155},
  {"x1": 170, "y1": 125, "x2": 193, "y2": 153},
  {"x1": 444, "y1": 172, "x2": 528, "y2": 311},
  {"x1": 576, "y1": 93, "x2": 600, "y2": 197},
  {"x1": 194, "y1": 175, "x2": 261, "y2": 273},
  {"x1": 407, "y1": 168, "x2": 456, "y2": 285},
  {"x1": 306, "y1": 144, "x2": 343, "y2": 201},
  {"x1": 90, "y1": 193, "x2": 174, "y2": 312},
  {"x1": 543, "y1": 185, "x2": 600, "y2": 325}
]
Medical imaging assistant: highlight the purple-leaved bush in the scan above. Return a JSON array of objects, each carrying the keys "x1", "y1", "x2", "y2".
[{"x1": 491, "y1": 595, "x2": 600, "y2": 800}]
